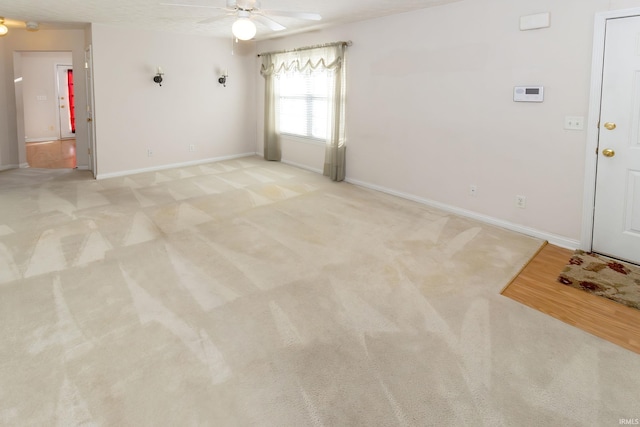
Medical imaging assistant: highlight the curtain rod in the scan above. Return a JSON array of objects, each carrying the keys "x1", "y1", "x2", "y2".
[{"x1": 257, "y1": 40, "x2": 352, "y2": 57}]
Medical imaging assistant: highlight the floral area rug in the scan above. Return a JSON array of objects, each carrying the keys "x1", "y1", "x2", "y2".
[{"x1": 558, "y1": 250, "x2": 640, "y2": 310}]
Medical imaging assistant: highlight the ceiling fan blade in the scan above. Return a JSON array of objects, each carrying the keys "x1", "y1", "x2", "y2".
[
  {"x1": 161, "y1": 2, "x2": 229, "y2": 11},
  {"x1": 197, "y1": 13, "x2": 234, "y2": 24},
  {"x1": 253, "y1": 14, "x2": 286, "y2": 31},
  {"x1": 260, "y1": 10, "x2": 322, "y2": 21}
]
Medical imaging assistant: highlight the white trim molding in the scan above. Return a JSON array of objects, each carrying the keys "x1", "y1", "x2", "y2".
[
  {"x1": 346, "y1": 177, "x2": 580, "y2": 250},
  {"x1": 95, "y1": 152, "x2": 256, "y2": 180},
  {"x1": 0, "y1": 164, "x2": 20, "y2": 172},
  {"x1": 24, "y1": 137, "x2": 58, "y2": 143},
  {"x1": 281, "y1": 159, "x2": 323, "y2": 175},
  {"x1": 280, "y1": 134, "x2": 326, "y2": 147},
  {"x1": 581, "y1": 7, "x2": 640, "y2": 252}
]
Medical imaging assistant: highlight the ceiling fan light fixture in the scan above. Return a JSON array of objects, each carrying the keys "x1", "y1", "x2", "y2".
[
  {"x1": 0, "y1": 18, "x2": 8, "y2": 37},
  {"x1": 232, "y1": 18, "x2": 256, "y2": 40}
]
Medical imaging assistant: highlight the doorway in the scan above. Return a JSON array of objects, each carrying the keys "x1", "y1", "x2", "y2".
[
  {"x1": 56, "y1": 64, "x2": 75, "y2": 140},
  {"x1": 584, "y1": 10, "x2": 640, "y2": 265},
  {"x1": 17, "y1": 51, "x2": 77, "y2": 169}
]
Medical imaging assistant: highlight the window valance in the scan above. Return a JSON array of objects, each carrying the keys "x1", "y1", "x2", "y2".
[{"x1": 260, "y1": 41, "x2": 350, "y2": 76}]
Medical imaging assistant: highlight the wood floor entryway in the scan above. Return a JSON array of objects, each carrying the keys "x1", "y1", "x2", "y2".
[
  {"x1": 26, "y1": 139, "x2": 76, "y2": 169},
  {"x1": 502, "y1": 243, "x2": 640, "y2": 354}
]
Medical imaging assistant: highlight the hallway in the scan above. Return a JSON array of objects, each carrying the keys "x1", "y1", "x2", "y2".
[{"x1": 26, "y1": 139, "x2": 76, "y2": 169}]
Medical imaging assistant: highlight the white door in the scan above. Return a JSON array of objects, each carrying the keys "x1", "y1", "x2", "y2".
[
  {"x1": 84, "y1": 46, "x2": 97, "y2": 177},
  {"x1": 56, "y1": 64, "x2": 75, "y2": 139},
  {"x1": 593, "y1": 15, "x2": 640, "y2": 265}
]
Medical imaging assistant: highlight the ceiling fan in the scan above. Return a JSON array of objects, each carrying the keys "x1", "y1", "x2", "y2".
[{"x1": 162, "y1": 0, "x2": 322, "y2": 40}]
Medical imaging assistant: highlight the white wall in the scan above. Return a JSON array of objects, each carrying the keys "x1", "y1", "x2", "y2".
[
  {"x1": 91, "y1": 24, "x2": 257, "y2": 177},
  {"x1": 20, "y1": 51, "x2": 73, "y2": 141},
  {"x1": 0, "y1": 29, "x2": 88, "y2": 169},
  {"x1": 256, "y1": 0, "x2": 640, "y2": 246}
]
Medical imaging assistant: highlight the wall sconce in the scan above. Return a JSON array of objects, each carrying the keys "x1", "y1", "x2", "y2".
[
  {"x1": 218, "y1": 69, "x2": 228, "y2": 87},
  {"x1": 153, "y1": 66, "x2": 164, "y2": 87}
]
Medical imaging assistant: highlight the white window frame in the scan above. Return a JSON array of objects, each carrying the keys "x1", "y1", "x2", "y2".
[{"x1": 277, "y1": 70, "x2": 330, "y2": 142}]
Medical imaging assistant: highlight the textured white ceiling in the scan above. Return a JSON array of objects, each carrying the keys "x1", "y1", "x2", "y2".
[{"x1": 0, "y1": 0, "x2": 462, "y2": 40}]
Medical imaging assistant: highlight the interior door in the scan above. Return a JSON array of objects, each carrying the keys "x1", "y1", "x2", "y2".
[
  {"x1": 84, "y1": 46, "x2": 97, "y2": 177},
  {"x1": 593, "y1": 15, "x2": 640, "y2": 265},
  {"x1": 56, "y1": 64, "x2": 75, "y2": 139}
]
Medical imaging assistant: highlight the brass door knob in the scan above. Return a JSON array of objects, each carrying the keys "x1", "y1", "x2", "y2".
[
  {"x1": 604, "y1": 122, "x2": 616, "y2": 130},
  {"x1": 60, "y1": 105, "x2": 65, "y2": 108},
  {"x1": 602, "y1": 148, "x2": 615, "y2": 157},
  {"x1": 87, "y1": 117, "x2": 92, "y2": 122}
]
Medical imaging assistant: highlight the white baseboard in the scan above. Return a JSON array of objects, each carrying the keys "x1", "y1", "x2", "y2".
[
  {"x1": 0, "y1": 164, "x2": 19, "y2": 171},
  {"x1": 281, "y1": 159, "x2": 323, "y2": 175},
  {"x1": 345, "y1": 177, "x2": 580, "y2": 250},
  {"x1": 253, "y1": 152, "x2": 324, "y2": 174},
  {"x1": 76, "y1": 165, "x2": 90, "y2": 171},
  {"x1": 95, "y1": 153, "x2": 256, "y2": 180},
  {"x1": 25, "y1": 137, "x2": 57, "y2": 143},
  {"x1": 19, "y1": 163, "x2": 29, "y2": 169}
]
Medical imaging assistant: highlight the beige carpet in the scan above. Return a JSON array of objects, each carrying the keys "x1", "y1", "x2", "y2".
[{"x1": 0, "y1": 157, "x2": 638, "y2": 426}]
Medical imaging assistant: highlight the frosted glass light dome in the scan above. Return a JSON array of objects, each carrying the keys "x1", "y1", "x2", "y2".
[{"x1": 232, "y1": 18, "x2": 256, "y2": 41}]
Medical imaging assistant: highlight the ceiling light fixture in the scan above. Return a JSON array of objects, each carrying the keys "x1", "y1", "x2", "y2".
[
  {"x1": 25, "y1": 21, "x2": 39, "y2": 32},
  {"x1": 231, "y1": 11, "x2": 256, "y2": 41},
  {"x1": 0, "y1": 18, "x2": 8, "y2": 37}
]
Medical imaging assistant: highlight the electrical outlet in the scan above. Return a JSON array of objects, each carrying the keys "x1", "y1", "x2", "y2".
[
  {"x1": 564, "y1": 116, "x2": 584, "y2": 130},
  {"x1": 469, "y1": 185, "x2": 477, "y2": 196},
  {"x1": 147, "y1": 148, "x2": 153, "y2": 157},
  {"x1": 189, "y1": 144, "x2": 195, "y2": 152},
  {"x1": 515, "y1": 195, "x2": 526, "y2": 208}
]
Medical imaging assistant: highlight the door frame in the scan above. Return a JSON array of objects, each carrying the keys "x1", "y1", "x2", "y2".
[
  {"x1": 581, "y1": 7, "x2": 640, "y2": 251},
  {"x1": 84, "y1": 45, "x2": 97, "y2": 177}
]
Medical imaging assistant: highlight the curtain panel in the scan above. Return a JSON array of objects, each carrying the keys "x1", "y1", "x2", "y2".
[{"x1": 260, "y1": 43, "x2": 347, "y2": 181}]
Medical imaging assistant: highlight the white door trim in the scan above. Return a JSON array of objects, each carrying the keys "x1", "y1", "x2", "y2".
[
  {"x1": 84, "y1": 45, "x2": 97, "y2": 178},
  {"x1": 582, "y1": 7, "x2": 640, "y2": 251}
]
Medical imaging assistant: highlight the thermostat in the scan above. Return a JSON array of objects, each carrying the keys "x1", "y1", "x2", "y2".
[{"x1": 514, "y1": 86, "x2": 544, "y2": 102}]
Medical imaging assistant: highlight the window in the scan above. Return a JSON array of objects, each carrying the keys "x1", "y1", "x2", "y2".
[{"x1": 277, "y1": 70, "x2": 332, "y2": 140}]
